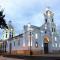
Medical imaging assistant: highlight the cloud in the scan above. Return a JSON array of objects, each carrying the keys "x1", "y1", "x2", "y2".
[{"x1": 0, "y1": 0, "x2": 60, "y2": 36}]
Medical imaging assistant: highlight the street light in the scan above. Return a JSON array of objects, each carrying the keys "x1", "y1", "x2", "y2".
[{"x1": 27, "y1": 23, "x2": 32, "y2": 56}]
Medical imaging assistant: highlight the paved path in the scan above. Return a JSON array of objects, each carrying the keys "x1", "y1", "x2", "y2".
[{"x1": 0, "y1": 56, "x2": 24, "y2": 60}]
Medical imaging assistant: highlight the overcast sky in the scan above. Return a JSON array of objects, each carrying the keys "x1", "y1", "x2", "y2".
[{"x1": 0, "y1": 0, "x2": 60, "y2": 37}]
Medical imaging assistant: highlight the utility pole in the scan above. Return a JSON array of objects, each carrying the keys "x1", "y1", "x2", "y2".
[
  {"x1": 30, "y1": 31, "x2": 32, "y2": 56},
  {"x1": 27, "y1": 23, "x2": 33, "y2": 56}
]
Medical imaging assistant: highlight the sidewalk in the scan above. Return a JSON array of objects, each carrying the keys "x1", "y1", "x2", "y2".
[{"x1": 2, "y1": 53, "x2": 60, "y2": 60}]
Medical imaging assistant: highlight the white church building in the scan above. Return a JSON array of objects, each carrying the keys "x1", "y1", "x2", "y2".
[{"x1": 1, "y1": 8, "x2": 60, "y2": 55}]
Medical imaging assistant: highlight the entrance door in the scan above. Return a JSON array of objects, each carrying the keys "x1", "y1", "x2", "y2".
[
  {"x1": 44, "y1": 36, "x2": 49, "y2": 54},
  {"x1": 44, "y1": 43, "x2": 48, "y2": 54}
]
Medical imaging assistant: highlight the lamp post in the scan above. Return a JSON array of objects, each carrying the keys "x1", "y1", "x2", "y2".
[
  {"x1": 30, "y1": 31, "x2": 32, "y2": 55},
  {"x1": 5, "y1": 41, "x2": 7, "y2": 53},
  {"x1": 3, "y1": 42, "x2": 4, "y2": 53},
  {"x1": 28, "y1": 23, "x2": 32, "y2": 56}
]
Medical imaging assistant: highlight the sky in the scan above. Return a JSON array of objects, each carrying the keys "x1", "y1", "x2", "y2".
[{"x1": 0, "y1": 0, "x2": 60, "y2": 37}]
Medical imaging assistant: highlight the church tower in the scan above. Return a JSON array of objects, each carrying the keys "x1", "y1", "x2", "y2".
[
  {"x1": 44, "y1": 7, "x2": 56, "y2": 33},
  {"x1": 2, "y1": 21, "x2": 15, "y2": 40}
]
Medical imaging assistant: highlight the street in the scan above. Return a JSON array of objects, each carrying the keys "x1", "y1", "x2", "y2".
[
  {"x1": 0, "y1": 56, "x2": 24, "y2": 60},
  {"x1": 0, "y1": 54, "x2": 60, "y2": 60}
]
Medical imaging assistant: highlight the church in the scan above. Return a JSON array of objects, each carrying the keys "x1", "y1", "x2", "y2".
[
  {"x1": 23, "y1": 7, "x2": 60, "y2": 54},
  {"x1": 1, "y1": 8, "x2": 60, "y2": 55}
]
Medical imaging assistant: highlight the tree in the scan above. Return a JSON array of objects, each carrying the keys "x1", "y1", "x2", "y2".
[{"x1": 0, "y1": 10, "x2": 8, "y2": 29}]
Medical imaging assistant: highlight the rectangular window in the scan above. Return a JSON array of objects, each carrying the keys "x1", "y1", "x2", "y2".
[
  {"x1": 55, "y1": 43, "x2": 57, "y2": 47},
  {"x1": 55, "y1": 37, "x2": 57, "y2": 41},
  {"x1": 6, "y1": 34, "x2": 7, "y2": 38},
  {"x1": 59, "y1": 44, "x2": 60, "y2": 47},
  {"x1": 54, "y1": 28, "x2": 55, "y2": 32},
  {"x1": 12, "y1": 32, "x2": 13, "y2": 37},
  {"x1": 14, "y1": 41, "x2": 15, "y2": 46},
  {"x1": 9, "y1": 32, "x2": 11, "y2": 38},
  {"x1": 18, "y1": 40, "x2": 20, "y2": 46}
]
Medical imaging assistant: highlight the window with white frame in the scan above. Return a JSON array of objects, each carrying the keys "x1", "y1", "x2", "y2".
[
  {"x1": 42, "y1": 44, "x2": 43, "y2": 47},
  {"x1": 18, "y1": 39, "x2": 20, "y2": 46},
  {"x1": 23, "y1": 39, "x2": 25, "y2": 47},
  {"x1": 59, "y1": 43, "x2": 60, "y2": 47},
  {"x1": 52, "y1": 28, "x2": 53, "y2": 32},
  {"x1": 35, "y1": 33, "x2": 38, "y2": 39},
  {"x1": 55, "y1": 37, "x2": 57, "y2": 41},
  {"x1": 52, "y1": 44, "x2": 54, "y2": 47},
  {"x1": 14, "y1": 41, "x2": 15, "y2": 46},
  {"x1": 6, "y1": 32, "x2": 7, "y2": 38},
  {"x1": 55, "y1": 43, "x2": 57, "y2": 47},
  {"x1": 41, "y1": 31, "x2": 44, "y2": 33},
  {"x1": 45, "y1": 24, "x2": 47, "y2": 29}
]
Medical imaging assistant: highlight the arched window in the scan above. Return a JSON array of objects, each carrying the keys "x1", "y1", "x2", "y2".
[
  {"x1": 45, "y1": 19, "x2": 47, "y2": 23},
  {"x1": 6, "y1": 34, "x2": 7, "y2": 38},
  {"x1": 45, "y1": 31, "x2": 47, "y2": 34},
  {"x1": 6, "y1": 32, "x2": 7, "y2": 38},
  {"x1": 52, "y1": 19, "x2": 53, "y2": 22},
  {"x1": 52, "y1": 28, "x2": 55, "y2": 32},
  {"x1": 52, "y1": 28, "x2": 53, "y2": 32}
]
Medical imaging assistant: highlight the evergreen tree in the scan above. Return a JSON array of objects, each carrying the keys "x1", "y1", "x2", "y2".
[{"x1": 0, "y1": 10, "x2": 8, "y2": 29}]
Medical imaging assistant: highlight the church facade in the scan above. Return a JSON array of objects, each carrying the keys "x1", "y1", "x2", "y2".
[
  {"x1": 1, "y1": 8, "x2": 60, "y2": 55},
  {"x1": 23, "y1": 8, "x2": 60, "y2": 54}
]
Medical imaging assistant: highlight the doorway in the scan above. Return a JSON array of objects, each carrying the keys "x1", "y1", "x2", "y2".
[
  {"x1": 44, "y1": 43, "x2": 48, "y2": 53},
  {"x1": 44, "y1": 36, "x2": 49, "y2": 54}
]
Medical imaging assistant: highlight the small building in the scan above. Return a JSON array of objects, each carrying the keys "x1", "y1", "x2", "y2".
[{"x1": 2, "y1": 21, "x2": 15, "y2": 40}]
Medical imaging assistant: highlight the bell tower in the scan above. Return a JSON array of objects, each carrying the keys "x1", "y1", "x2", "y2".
[
  {"x1": 44, "y1": 7, "x2": 54, "y2": 24},
  {"x1": 44, "y1": 7, "x2": 56, "y2": 33}
]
